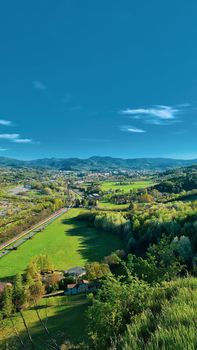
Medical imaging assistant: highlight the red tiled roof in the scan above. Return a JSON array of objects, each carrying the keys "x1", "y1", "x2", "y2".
[
  {"x1": 79, "y1": 279, "x2": 89, "y2": 284},
  {"x1": 67, "y1": 284, "x2": 77, "y2": 289}
]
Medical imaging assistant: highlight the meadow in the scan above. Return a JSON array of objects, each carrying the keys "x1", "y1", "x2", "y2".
[
  {"x1": 0, "y1": 294, "x2": 88, "y2": 349},
  {"x1": 0, "y1": 209, "x2": 123, "y2": 279},
  {"x1": 100, "y1": 180, "x2": 154, "y2": 193},
  {"x1": 97, "y1": 201, "x2": 129, "y2": 210}
]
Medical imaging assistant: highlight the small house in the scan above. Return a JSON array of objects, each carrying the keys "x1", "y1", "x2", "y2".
[
  {"x1": 64, "y1": 280, "x2": 100, "y2": 295},
  {"x1": 64, "y1": 266, "x2": 86, "y2": 278},
  {"x1": 65, "y1": 280, "x2": 89, "y2": 295}
]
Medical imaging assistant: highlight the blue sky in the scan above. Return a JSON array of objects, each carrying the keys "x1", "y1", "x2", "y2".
[{"x1": 0, "y1": 0, "x2": 197, "y2": 160}]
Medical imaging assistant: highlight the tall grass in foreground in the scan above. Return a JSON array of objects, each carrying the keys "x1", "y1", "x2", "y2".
[{"x1": 122, "y1": 277, "x2": 197, "y2": 350}]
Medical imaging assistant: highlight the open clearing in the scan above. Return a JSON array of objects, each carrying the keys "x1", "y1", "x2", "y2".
[
  {"x1": 0, "y1": 209, "x2": 123, "y2": 279},
  {"x1": 97, "y1": 201, "x2": 129, "y2": 210},
  {"x1": 100, "y1": 180, "x2": 154, "y2": 193},
  {"x1": 0, "y1": 294, "x2": 88, "y2": 349}
]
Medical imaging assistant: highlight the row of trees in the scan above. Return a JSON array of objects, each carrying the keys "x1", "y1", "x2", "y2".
[
  {"x1": 127, "y1": 200, "x2": 197, "y2": 268},
  {"x1": 94, "y1": 213, "x2": 130, "y2": 237},
  {"x1": 81, "y1": 199, "x2": 197, "y2": 273},
  {"x1": 0, "y1": 255, "x2": 54, "y2": 319},
  {"x1": 0, "y1": 196, "x2": 65, "y2": 244}
]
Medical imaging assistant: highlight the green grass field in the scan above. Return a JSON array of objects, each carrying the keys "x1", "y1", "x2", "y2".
[
  {"x1": 97, "y1": 201, "x2": 129, "y2": 210},
  {"x1": 0, "y1": 294, "x2": 88, "y2": 349},
  {"x1": 100, "y1": 180, "x2": 153, "y2": 193},
  {"x1": 0, "y1": 209, "x2": 123, "y2": 279}
]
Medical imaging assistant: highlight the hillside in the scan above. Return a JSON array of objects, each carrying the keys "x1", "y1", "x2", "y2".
[
  {"x1": 1, "y1": 156, "x2": 197, "y2": 171},
  {"x1": 121, "y1": 277, "x2": 197, "y2": 350}
]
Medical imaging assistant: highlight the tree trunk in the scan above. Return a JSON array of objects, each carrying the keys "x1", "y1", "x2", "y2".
[
  {"x1": 19, "y1": 311, "x2": 35, "y2": 350},
  {"x1": 34, "y1": 301, "x2": 60, "y2": 349}
]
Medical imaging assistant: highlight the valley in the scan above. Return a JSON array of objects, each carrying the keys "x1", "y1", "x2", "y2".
[
  {"x1": 0, "y1": 164, "x2": 197, "y2": 349},
  {"x1": 0, "y1": 208, "x2": 123, "y2": 278}
]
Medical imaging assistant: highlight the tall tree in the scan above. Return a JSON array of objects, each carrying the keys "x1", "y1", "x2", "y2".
[
  {"x1": 2, "y1": 285, "x2": 13, "y2": 318},
  {"x1": 13, "y1": 273, "x2": 25, "y2": 311}
]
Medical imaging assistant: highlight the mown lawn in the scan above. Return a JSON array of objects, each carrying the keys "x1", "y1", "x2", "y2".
[
  {"x1": 0, "y1": 294, "x2": 89, "y2": 349},
  {"x1": 100, "y1": 180, "x2": 154, "y2": 193},
  {"x1": 97, "y1": 201, "x2": 129, "y2": 210},
  {"x1": 0, "y1": 209, "x2": 123, "y2": 279}
]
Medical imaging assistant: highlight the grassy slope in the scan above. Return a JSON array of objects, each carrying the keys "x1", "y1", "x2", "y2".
[
  {"x1": 122, "y1": 277, "x2": 197, "y2": 350},
  {"x1": 100, "y1": 180, "x2": 153, "y2": 193},
  {"x1": 146, "y1": 278, "x2": 197, "y2": 350},
  {"x1": 0, "y1": 294, "x2": 88, "y2": 349},
  {"x1": 0, "y1": 209, "x2": 123, "y2": 279},
  {"x1": 97, "y1": 201, "x2": 129, "y2": 209}
]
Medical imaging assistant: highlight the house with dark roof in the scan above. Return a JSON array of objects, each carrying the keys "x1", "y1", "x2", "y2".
[
  {"x1": 65, "y1": 280, "x2": 89, "y2": 295},
  {"x1": 64, "y1": 280, "x2": 100, "y2": 295},
  {"x1": 64, "y1": 266, "x2": 86, "y2": 278}
]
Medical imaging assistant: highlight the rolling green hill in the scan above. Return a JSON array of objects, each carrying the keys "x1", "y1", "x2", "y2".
[{"x1": 1, "y1": 156, "x2": 197, "y2": 170}]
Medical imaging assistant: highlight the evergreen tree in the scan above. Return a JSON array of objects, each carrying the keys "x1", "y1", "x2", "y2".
[
  {"x1": 2, "y1": 285, "x2": 13, "y2": 318},
  {"x1": 13, "y1": 273, "x2": 25, "y2": 311}
]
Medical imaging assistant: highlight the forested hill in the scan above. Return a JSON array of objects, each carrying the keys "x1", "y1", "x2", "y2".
[
  {"x1": 154, "y1": 165, "x2": 197, "y2": 193},
  {"x1": 1, "y1": 156, "x2": 197, "y2": 171}
]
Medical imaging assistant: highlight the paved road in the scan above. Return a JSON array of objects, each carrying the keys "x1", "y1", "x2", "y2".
[{"x1": 0, "y1": 207, "x2": 69, "y2": 252}]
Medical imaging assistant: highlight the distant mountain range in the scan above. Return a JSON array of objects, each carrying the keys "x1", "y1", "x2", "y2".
[{"x1": 0, "y1": 156, "x2": 197, "y2": 171}]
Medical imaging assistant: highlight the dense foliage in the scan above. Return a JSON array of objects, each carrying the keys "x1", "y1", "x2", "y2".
[
  {"x1": 154, "y1": 166, "x2": 197, "y2": 193},
  {"x1": 0, "y1": 168, "x2": 68, "y2": 244}
]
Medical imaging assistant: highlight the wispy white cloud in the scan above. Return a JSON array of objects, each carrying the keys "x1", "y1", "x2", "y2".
[
  {"x1": 120, "y1": 105, "x2": 178, "y2": 120},
  {"x1": 0, "y1": 134, "x2": 34, "y2": 144},
  {"x1": 148, "y1": 118, "x2": 183, "y2": 126},
  {"x1": 0, "y1": 119, "x2": 12, "y2": 126},
  {"x1": 120, "y1": 126, "x2": 146, "y2": 133},
  {"x1": 0, "y1": 134, "x2": 19, "y2": 140},
  {"x1": 33, "y1": 80, "x2": 47, "y2": 90},
  {"x1": 13, "y1": 138, "x2": 32, "y2": 144},
  {"x1": 175, "y1": 103, "x2": 191, "y2": 108},
  {"x1": 0, "y1": 117, "x2": 38, "y2": 145},
  {"x1": 119, "y1": 104, "x2": 191, "y2": 126}
]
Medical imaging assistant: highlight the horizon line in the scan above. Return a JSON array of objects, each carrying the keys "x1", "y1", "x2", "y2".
[{"x1": 1, "y1": 155, "x2": 197, "y2": 162}]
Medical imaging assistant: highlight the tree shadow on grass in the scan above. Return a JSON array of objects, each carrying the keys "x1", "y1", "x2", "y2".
[
  {"x1": 1, "y1": 295, "x2": 89, "y2": 350},
  {"x1": 61, "y1": 216, "x2": 123, "y2": 263}
]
